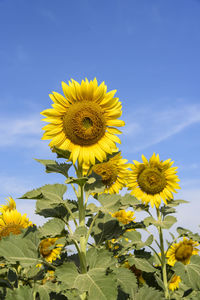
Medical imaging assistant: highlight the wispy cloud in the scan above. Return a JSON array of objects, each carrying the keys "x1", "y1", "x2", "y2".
[
  {"x1": 0, "y1": 115, "x2": 42, "y2": 148},
  {"x1": 123, "y1": 102, "x2": 200, "y2": 152}
]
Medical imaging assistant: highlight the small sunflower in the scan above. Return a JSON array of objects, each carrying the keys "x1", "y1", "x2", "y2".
[
  {"x1": 168, "y1": 274, "x2": 181, "y2": 291},
  {"x1": 127, "y1": 153, "x2": 180, "y2": 208},
  {"x1": 166, "y1": 237, "x2": 199, "y2": 266},
  {"x1": 111, "y1": 210, "x2": 135, "y2": 225},
  {"x1": 92, "y1": 153, "x2": 129, "y2": 193},
  {"x1": 39, "y1": 238, "x2": 63, "y2": 263},
  {"x1": 0, "y1": 210, "x2": 32, "y2": 239},
  {"x1": 41, "y1": 78, "x2": 125, "y2": 165},
  {"x1": 0, "y1": 197, "x2": 16, "y2": 214}
]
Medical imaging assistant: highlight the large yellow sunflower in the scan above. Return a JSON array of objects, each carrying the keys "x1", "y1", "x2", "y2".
[
  {"x1": 92, "y1": 153, "x2": 129, "y2": 193},
  {"x1": 0, "y1": 197, "x2": 16, "y2": 214},
  {"x1": 166, "y1": 237, "x2": 199, "y2": 266},
  {"x1": 127, "y1": 153, "x2": 180, "y2": 208},
  {"x1": 0, "y1": 210, "x2": 32, "y2": 239},
  {"x1": 41, "y1": 78, "x2": 125, "y2": 165},
  {"x1": 168, "y1": 274, "x2": 181, "y2": 291},
  {"x1": 39, "y1": 238, "x2": 63, "y2": 263}
]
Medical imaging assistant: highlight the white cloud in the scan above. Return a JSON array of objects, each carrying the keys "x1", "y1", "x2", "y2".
[
  {"x1": 123, "y1": 102, "x2": 200, "y2": 152},
  {"x1": 0, "y1": 115, "x2": 43, "y2": 148}
]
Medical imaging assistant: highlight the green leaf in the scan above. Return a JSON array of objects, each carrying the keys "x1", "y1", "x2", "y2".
[
  {"x1": 173, "y1": 256, "x2": 200, "y2": 290},
  {"x1": 35, "y1": 159, "x2": 72, "y2": 178},
  {"x1": 65, "y1": 177, "x2": 89, "y2": 186},
  {"x1": 160, "y1": 205, "x2": 176, "y2": 217},
  {"x1": 114, "y1": 267, "x2": 137, "y2": 296},
  {"x1": 86, "y1": 248, "x2": 114, "y2": 270},
  {"x1": 39, "y1": 218, "x2": 66, "y2": 238},
  {"x1": 176, "y1": 227, "x2": 200, "y2": 243},
  {"x1": 120, "y1": 193, "x2": 140, "y2": 207},
  {"x1": 84, "y1": 172, "x2": 105, "y2": 195},
  {"x1": 127, "y1": 257, "x2": 156, "y2": 273},
  {"x1": 143, "y1": 216, "x2": 177, "y2": 229},
  {"x1": 52, "y1": 146, "x2": 71, "y2": 159},
  {"x1": 71, "y1": 226, "x2": 88, "y2": 242},
  {"x1": 134, "y1": 286, "x2": 164, "y2": 300},
  {"x1": 5, "y1": 285, "x2": 33, "y2": 300},
  {"x1": 0, "y1": 227, "x2": 40, "y2": 267},
  {"x1": 89, "y1": 212, "x2": 123, "y2": 245},
  {"x1": 7, "y1": 269, "x2": 17, "y2": 283},
  {"x1": 97, "y1": 194, "x2": 121, "y2": 214},
  {"x1": 167, "y1": 199, "x2": 189, "y2": 207},
  {"x1": 56, "y1": 262, "x2": 118, "y2": 300}
]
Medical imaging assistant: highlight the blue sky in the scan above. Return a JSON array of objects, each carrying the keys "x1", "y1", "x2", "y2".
[{"x1": 0, "y1": 0, "x2": 200, "y2": 232}]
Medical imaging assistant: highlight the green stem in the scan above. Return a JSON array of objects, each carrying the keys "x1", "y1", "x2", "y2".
[
  {"x1": 77, "y1": 166, "x2": 87, "y2": 274},
  {"x1": 156, "y1": 208, "x2": 170, "y2": 299},
  {"x1": 63, "y1": 201, "x2": 78, "y2": 227},
  {"x1": 86, "y1": 211, "x2": 100, "y2": 244}
]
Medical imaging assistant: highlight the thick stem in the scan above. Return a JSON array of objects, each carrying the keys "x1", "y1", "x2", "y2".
[
  {"x1": 156, "y1": 208, "x2": 170, "y2": 299},
  {"x1": 77, "y1": 166, "x2": 87, "y2": 274}
]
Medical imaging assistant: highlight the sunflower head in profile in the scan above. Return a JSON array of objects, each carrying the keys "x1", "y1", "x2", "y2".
[
  {"x1": 0, "y1": 210, "x2": 32, "y2": 239},
  {"x1": 124, "y1": 261, "x2": 145, "y2": 284},
  {"x1": 111, "y1": 210, "x2": 135, "y2": 225},
  {"x1": 168, "y1": 274, "x2": 181, "y2": 291},
  {"x1": 92, "y1": 153, "x2": 130, "y2": 194},
  {"x1": 41, "y1": 78, "x2": 125, "y2": 166},
  {"x1": 127, "y1": 153, "x2": 180, "y2": 208},
  {"x1": 0, "y1": 197, "x2": 16, "y2": 214},
  {"x1": 39, "y1": 238, "x2": 63, "y2": 263},
  {"x1": 166, "y1": 237, "x2": 199, "y2": 266}
]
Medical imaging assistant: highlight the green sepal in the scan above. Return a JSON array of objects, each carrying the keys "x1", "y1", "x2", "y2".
[{"x1": 176, "y1": 227, "x2": 200, "y2": 242}]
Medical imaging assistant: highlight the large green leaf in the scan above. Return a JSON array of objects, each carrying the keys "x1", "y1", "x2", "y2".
[
  {"x1": 86, "y1": 248, "x2": 114, "y2": 270},
  {"x1": 114, "y1": 267, "x2": 137, "y2": 296},
  {"x1": 143, "y1": 216, "x2": 177, "y2": 229},
  {"x1": 0, "y1": 227, "x2": 40, "y2": 267},
  {"x1": 97, "y1": 194, "x2": 122, "y2": 214},
  {"x1": 39, "y1": 218, "x2": 66, "y2": 238},
  {"x1": 5, "y1": 286, "x2": 33, "y2": 300},
  {"x1": 89, "y1": 212, "x2": 123, "y2": 245},
  {"x1": 35, "y1": 159, "x2": 72, "y2": 178},
  {"x1": 173, "y1": 256, "x2": 200, "y2": 290},
  {"x1": 134, "y1": 286, "x2": 164, "y2": 300},
  {"x1": 120, "y1": 194, "x2": 140, "y2": 207},
  {"x1": 127, "y1": 257, "x2": 156, "y2": 273},
  {"x1": 55, "y1": 262, "x2": 118, "y2": 300}
]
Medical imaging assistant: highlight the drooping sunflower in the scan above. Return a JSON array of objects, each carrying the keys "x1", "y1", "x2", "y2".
[
  {"x1": 111, "y1": 210, "x2": 135, "y2": 225},
  {"x1": 92, "y1": 153, "x2": 130, "y2": 194},
  {"x1": 166, "y1": 237, "x2": 199, "y2": 266},
  {"x1": 127, "y1": 153, "x2": 180, "y2": 208},
  {"x1": 0, "y1": 210, "x2": 32, "y2": 239},
  {"x1": 168, "y1": 274, "x2": 181, "y2": 291},
  {"x1": 39, "y1": 238, "x2": 63, "y2": 263},
  {"x1": 124, "y1": 261, "x2": 145, "y2": 284},
  {"x1": 0, "y1": 197, "x2": 16, "y2": 214},
  {"x1": 41, "y1": 78, "x2": 125, "y2": 165}
]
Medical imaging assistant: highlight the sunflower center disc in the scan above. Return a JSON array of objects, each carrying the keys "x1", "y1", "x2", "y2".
[
  {"x1": 63, "y1": 102, "x2": 106, "y2": 146},
  {"x1": 175, "y1": 244, "x2": 193, "y2": 263},
  {"x1": 93, "y1": 162, "x2": 118, "y2": 187},
  {"x1": 0, "y1": 224, "x2": 22, "y2": 238},
  {"x1": 40, "y1": 241, "x2": 53, "y2": 257},
  {"x1": 137, "y1": 167, "x2": 166, "y2": 194}
]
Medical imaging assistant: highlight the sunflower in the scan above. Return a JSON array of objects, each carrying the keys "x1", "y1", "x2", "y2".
[
  {"x1": 41, "y1": 78, "x2": 125, "y2": 165},
  {"x1": 0, "y1": 197, "x2": 16, "y2": 214},
  {"x1": 168, "y1": 274, "x2": 181, "y2": 291},
  {"x1": 39, "y1": 238, "x2": 63, "y2": 263},
  {"x1": 92, "y1": 153, "x2": 129, "y2": 193},
  {"x1": 111, "y1": 210, "x2": 135, "y2": 225},
  {"x1": 127, "y1": 153, "x2": 180, "y2": 208},
  {"x1": 0, "y1": 210, "x2": 32, "y2": 239},
  {"x1": 166, "y1": 237, "x2": 199, "y2": 266}
]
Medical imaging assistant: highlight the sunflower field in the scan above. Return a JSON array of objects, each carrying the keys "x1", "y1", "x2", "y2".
[{"x1": 0, "y1": 78, "x2": 200, "y2": 300}]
